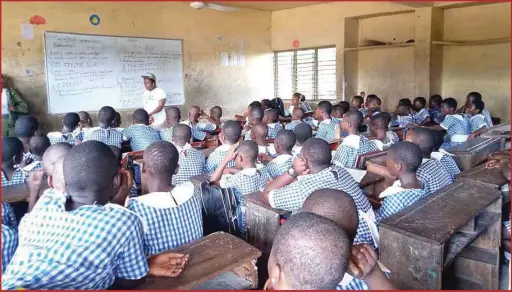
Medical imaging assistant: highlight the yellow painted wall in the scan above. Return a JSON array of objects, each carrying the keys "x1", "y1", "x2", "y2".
[{"x1": 2, "y1": 2, "x2": 273, "y2": 131}]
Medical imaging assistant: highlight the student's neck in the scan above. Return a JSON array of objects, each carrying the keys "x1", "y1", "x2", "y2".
[
  {"x1": 309, "y1": 165, "x2": 327, "y2": 175},
  {"x1": 241, "y1": 163, "x2": 256, "y2": 170},
  {"x1": 318, "y1": 115, "x2": 330, "y2": 122},
  {"x1": 33, "y1": 154, "x2": 42, "y2": 161},
  {"x1": 99, "y1": 123, "x2": 110, "y2": 129},
  {"x1": 19, "y1": 138, "x2": 30, "y2": 153},
  {"x1": 347, "y1": 128, "x2": 359, "y2": 136},
  {"x1": 277, "y1": 150, "x2": 292, "y2": 156},
  {"x1": 423, "y1": 153, "x2": 430, "y2": 159},
  {"x1": 62, "y1": 127, "x2": 74, "y2": 134},
  {"x1": 169, "y1": 120, "x2": 179, "y2": 127},
  {"x1": 175, "y1": 141, "x2": 187, "y2": 147},
  {"x1": 65, "y1": 194, "x2": 100, "y2": 211},
  {"x1": 375, "y1": 130, "x2": 386, "y2": 140},
  {"x1": 255, "y1": 138, "x2": 267, "y2": 146},
  {"x1": 146, "y1": 178, "x2": 174, "y2": 194},
  {"x1": 398, "y1": 173, "x2": 422, "y2": 189}
]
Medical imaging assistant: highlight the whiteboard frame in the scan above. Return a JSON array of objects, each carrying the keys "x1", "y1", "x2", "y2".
[{"x1": 43, "y1": 31, "x2": 185, "y2": 115}]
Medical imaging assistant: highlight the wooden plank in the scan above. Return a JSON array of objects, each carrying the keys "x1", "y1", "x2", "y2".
[
  {"x1": 449, "y1": 137, "x2": 503, "y2": 171},
  {"x1": 457, "y1": 164, "x2": 508, "y2": 190},
  {"x1": 139, "y1": 232, "x2": 261, "y2": 290},
  {"x1": 2, "y1": 181, "x2": 49, "y2": 203}
]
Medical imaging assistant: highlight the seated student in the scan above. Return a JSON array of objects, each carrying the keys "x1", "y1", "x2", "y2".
[
  {"x1": 83, "y1": 106, "x2": 123, "y2": 148},
  {"x1": 292, "y1": 123, "x2": 313, "y2": 157},
  {"x1": 23, "y1": 134, "x2": 51, "y2": 173},
  {"x1": 459, "y1": 92, "x2": 493, "y2": 127},
  {"x1": 244, "y1": 107, "x2": 264, "y2": 140},
  {"x1": 287, "y1": 93, "x2": 302, "y2": 116},
  {"x1": 205, "y1": 120, "x2": 241, "y2": 173},
  {"x1": 2, "y1": 202, "x2": 18, "y2": 274},
  {"x1": 423, "y1": 97, "x2": 471, "y2": 150},
  {"x1": 108, "y1": 145, "x2": 138, "y2": 199},
  {"x1": 261, "y1": 99, "x2": 272, "y2": 111},
  {"x1": 251, "y1": 122, "x2": 275, "y2": 157},
  {"x1": 78, "y1": 111, "x2": 93, "y2": 130},
  {"x1": 351, "y1": 95, "x2": 365, "y2": 116},
  {"x1": 210, "y1": 141, "x2": 262, "y2": 236},
  {"x1": 180, "y1": 106, "x2": 217, "y2": 141},
  {"x1": 333, "y1": 110, "x2": 379, "y2": 168},
  {"x1": 126, "y1": 141, "x2": 202, "y2": 256},
  {"x1": 264, "y1": 108, "x2": 283, "y2": 139},
  {"x1": 171, "y1": 124, "x2": 205, "y2": 185},
  {"x1": 47, "y1": 113, "x2": 84, "y2": 145},
  {"x1": 2, "y1": 137, "x2": 28, "y2": 186},
  {"x1": 364, "y1": 95, "x2": 382, "y2": 118},
  {"x1": 122, "y1": 109, "x2": 161, "y2": 151},
  {"x1": 14, "y1": 116, "x2": 39, "y2": 161},
  {"x1": 392, "y1": 103, "x2": 415, "y2": 128},
  {"x1": 236, "y1": 101, "x2": 262, "y2": 124},
  {"x1": 376, "y1": 142, "x2": 426, "y2": 225},
  {"x1": 209, "y1": 106, "x2": 223, "y2": 126},
  {"x1": 159, "y1": 106, "x2": 181, "y2": 142},
  {"x1": 314, "y1": 101, "x2": 338, "y2": 141},
  {"x1": 285, "y1": 107, "x2": 306, "y2": 131},
  {"x1": 112, "y1": 112, "x2": 124, "y2": 132},
  {"x1": 332, "y1": 103, "x2": 348, "y2": 124},
  {"x1": 412, "y1": 97, "x2": 431, "y2": 125},
  {"x1": 259, "y1": 130, "x2": 295, "y2": 186},
  {"x1": 398, "y1": 98, "x2": 412, "y2": 107},
  {"x1": 467, "y1": 99, "x2": 489, "y2": 140},
  {"x1": 299, "y1": 94, "x2": 312, "y2": 112},
  {"x1": 405, "y1": 128, "x2": 452, "y2": 196},
  {"x1": 370, "y1": 112, "x2": 399, "y2": 151},
  {"x1": 430, "y1": 129, "x2": 461, "y2": 180},
  {"x1": 428, "y1": 94, "x2": 443, "y2": 124}
]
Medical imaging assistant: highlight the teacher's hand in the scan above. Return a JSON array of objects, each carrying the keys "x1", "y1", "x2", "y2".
[{"x1": 149, "y1": 115, "x2": 154, "y2": 125}]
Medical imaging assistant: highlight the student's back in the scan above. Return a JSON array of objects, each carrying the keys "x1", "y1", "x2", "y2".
[
  {"x1": 47, "y1": 113, "x2": 84, "y2": 145},
  {"x1": 204, "y1": 120, "x2": 241, "y2": 173},
  {"x1": 2, "y1": 202, "x2": 18, "y2": 274},
  {"x1": 122, "y1": 109, "x2": 161, "y2": 151},
  {"x1": 171, "y1": 125, "x2": 205, "y2": 185},
  {"x1": 83, "y1": 106, "x2": 124, "y2": 148}
]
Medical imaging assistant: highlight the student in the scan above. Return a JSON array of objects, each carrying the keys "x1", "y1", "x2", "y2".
[
  {"x1": 2, "y1": 202, "x2": 18, "y2": 274},
  {"x1": 236, "y1": 101, "x2": 262, "y2": 124},
  {"x1": 405, "y1": 128, "x2": 453, "y2": 196},
  {"x1": 113, "y1": 112, "x2": 123, "y2": 132},
  {"x1": 423, "y1": 98, "x2": 471, "y2": 149},
  {"x1": 2, "y1": 137, "x2": 27, "y2": 186},
  {"x1": 428, "y1": 94, "x2": 443, "y2": 124},
  {"x1": 460, "y1": 92, "x2": 493, "y2": 127},
  {"x1": 122, "y1": 109, "x2": 161, "y2": 151},
  {"x1": 250, "y1": 122, "x2": 274, "y2": 156},
  {"x1": 332, "y1": 103, "x2": 348, "y2": 123},
  {"x1": 351, "y1": 95, "x2": 365, "y2": 116},
  {"x1": 370, "y1": 112, "x2": 399, "y2": 151},
  {"x1": 314, "y1": 101, "x2": 338, "y2": 141},
  {"x1": 287, "y1": 93, "x2": 302, "y2": 116},
  {"x1": 412, "y1": 97, "x2": 431, "y2": 125},
  {"x1": 261, "y1": 99, "x2": 272, "y2": 111},
  {"x1": 209, "y1": 106, "x2": 223, "y2": 126},
  {"x1": 171, "y1": 124, "x2": 205, "y2": 185},
  {"x1": 333, "y1": 110, "x2": 379, "y2": 168},
  {"x1": 159, "y1": 106, "x2": 181, "y2": 142},
  {"x1": 23, "y1": 134, "x2": 51, "y2": 173},
  {"x1": 299, "y1": 94, "x2": 312, "y2": 112},
  {"x1": 365, "y1": 95, "x2": 382, "y2": 118},
  {"x1": 108, "y1": 145, "x2": 138, "y2": 199},
  {"x1": 14, "y1": 115, "x2": 39, "y2": 161},
  {"x1": 78, "y1": 111, "x2": 94, "y2": 131},
  {"x1": 47, "y1": 112, "x2": 84, "y2": 145},
  {"x1": 392, "y1": 103, "x2": 415, "y2": 128},
  {"x1": 430, "y1": 129, "x2": 461, "y2": 180},
  {"x1": 180, "y1": 106, "x2": 217, "y2": 141},
  {"x1": 285, "y1": 107, "x2": 306, "y2": 131},
  {"x1": 126, "y1": 141, "x2": 202, "y2": 256},
  {"x1": 376, "y1": 142, "x2": 426, "y2": 225},
  {"x1": 83, "y1": 106, "x2": 124, "y2": 148},
  {"x1": 467, "y1": 99, "x2": 489, "y2": 140},
  {"x1": 264, "y1": 108, "x2": 283, "y2": 139},
  {"x1": 398, "y1": 98, "x2": 412, "y2": 107},
  {"x1": 292, "y1": 123, "x2": 313, "y2": 156},
  {"x1": 260, "y1": 130, "x2": 295, "y2": 186},
  {"x1": 244, "y1": 107, "x2": 264, "y2": 140},
  {"x1": 210, "y1": 141, "x2": 262, "y2": 236},
  {"x1": 205, "y1": 120, "x2": 241, "y2": 173}
]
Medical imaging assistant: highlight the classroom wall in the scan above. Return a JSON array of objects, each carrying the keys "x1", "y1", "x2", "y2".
[{"x1": 1, "y1": 2, "x2": 273, "y2": 131}]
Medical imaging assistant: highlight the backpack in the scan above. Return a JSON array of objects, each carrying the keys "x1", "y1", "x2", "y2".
[{"x1": 199, "y1": 181, "x2": 241, "y2": 237}]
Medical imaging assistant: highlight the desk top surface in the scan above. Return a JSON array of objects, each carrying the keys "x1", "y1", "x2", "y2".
[
  {"x1": 457, "y1": 164, "x2": 509, "y2": 189},
  {"x1": 2, "y1": 181, "x2": 49, "y2": 203}
]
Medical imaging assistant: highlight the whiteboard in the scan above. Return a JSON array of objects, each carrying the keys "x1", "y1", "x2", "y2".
[{"x1": 44, "y1": 32, "x2": 184, "y2": 114}]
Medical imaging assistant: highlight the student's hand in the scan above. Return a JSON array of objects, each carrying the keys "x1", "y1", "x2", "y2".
[
  {"x1": 223, "y1": 145, "x2": 239, "y2": 163},
  {"x1": 259, "y1": 153, "x2": 273, "y2": 163},
  {"x1": 148, "y1": 252, "x2": 189, "y2": 278},
  {"x1": 292, "y1": 156, "x2": 310, "y2": 176},
  {"x1": 149, "y1": 115, "x2": 154, "y2": 125},
  {"x1": 27, "y1": 170, "x2": 43, "y2": 194},
  {"x1": 349, "y1": 244, "x2": 378, "y2": 280},
  {"x1": 467, "y1": 133, "x2": 477, "y2": 141}
]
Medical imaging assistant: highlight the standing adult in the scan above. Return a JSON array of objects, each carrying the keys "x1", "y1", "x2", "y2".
[
  {"x1": 2, "y1": 74, "x2": 28, "y2": 137},
  {"x1": 141, "y1": 73, "x2": 167, "y2": 129}
]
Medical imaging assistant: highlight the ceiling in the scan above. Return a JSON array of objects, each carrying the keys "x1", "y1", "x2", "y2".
[{"x1": 213, "y1": 1, "x2": 331, "y2": 11}]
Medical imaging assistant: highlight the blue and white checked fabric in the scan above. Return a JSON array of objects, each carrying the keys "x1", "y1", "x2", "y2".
[
  {"x1": 126, "y1": 182, "x2": 203, "y2": 256},
  {"x1": 440, "y1": 114, "x2": 471, "y2": 149},
  {"x1": 393, "y1": 114, "x2": 414, "y2": 128},
  {"x1": 1, "y1": 190, "x2": 148, "y2": 290},
  {"x1": 372, "y1": 131, "x2": 400, "y2": 151},
  {"x1": 417, "y1": 159, "x2": 452, "y2": 196},
  {"x1": 159, "y1": 127, "x2": 174, "y2": 142},
  {"x1": 172, "y1": 146, "x2": 206, "y2": 186},
  {"x1": 301, "y1": 102, "x2": 312, "y2": 112},
  {"x1": 482, "y1": 109, "x2": 493, "y2": 128},
  {"x1": 315, "y1": 119, "x2": 338, "y2": 141},
  {"x1": 204, "y1": 144, "x2": 236, "y2": 173},
  {"x1": 337, "y1": 276, "x2": 368, "y2": 290},
  {"x1": 244, "y1": 130, "x2": 252, "y2": 141},
  {"x1": 259, "y1": 155, "x2": 293, "y2": 189},
  {"x1": 469, "y1": 114, "x2": 488, "y2": 133},
  {"x1": 2, "y1": 224, "x2": 18, "y2": 274},
  {"x1": 285, "y1": 120, "x2": 303, "y2": 131},
  {"x1": 47, "y1": 131, "x2": 84, "y2": 145},
  {"x1": 2, "y1": 169, "x2": 28, "y2": 187},
  {"x1": 180, "y1": 120, "x2": 217, "y2": 141},
  {"x1": 504, "y1": 218, "x2": 511, "y2": 234},
  {"x1": 291, "y1": 145, "x2": 302, "y2": 157},
  {"x1": 83, "y1": 127, "x2": 124, "y2": 148},
  {"x1": 122, "y1": 124, "x2": 161, "y2": 151},
  {"x1": 414, "y1": 108, "x2": 430, "y2": 124},
  {"x1": 267, "y1": 123, "x2": 283, "y2": 139},
  {"x1": 2, "y1": 202, "x2": 17, "y2": 230},
  {"x1": 358, "y1": 108, "x2": 367, "y2": 117},
  {"x1": 332, "y1": 135, "x2": 379, "y2": 168},
  {"x1": 431, "y1": 152, "x2": 460, "y2": 180},
  {"x1": 377, "y1": 188, "x2": 426, "y2": 225},
  {"x1": 429, "y1": 108, "x2": 442, "y2": 124}
]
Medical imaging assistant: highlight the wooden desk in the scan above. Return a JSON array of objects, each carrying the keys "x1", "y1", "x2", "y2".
[
  {"x1": 2, "y1": 181, "x2": 48, "y2": 203},
  {"x1": 449, "y1": 137, "x2": 503, "y2": 171},
  {"x1": 481, "y1": 123, "x2": 510, "y2": 150},
  {"x1": 458, "y1": 164, "x2": 509, "y2": 190},
  {"x1": 139, "y1": 232, "x2": 261, "y2": 290}
]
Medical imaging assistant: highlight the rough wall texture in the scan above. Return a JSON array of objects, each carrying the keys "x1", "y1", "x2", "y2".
[{"x1": 2, "y1": 2, "x2": 273, "y2": 131}]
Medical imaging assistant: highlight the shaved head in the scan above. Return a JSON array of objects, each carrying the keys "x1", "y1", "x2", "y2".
[
  {"x1": 301, "y1": 138, "x2": 332, "y2": 169},
  {"x1": 172, "y1": 124, "x2": 192, "y2": 146},
  {"x1": 251, "y1": 123, "x2": 268, "y2": 140},
  {"x1": 42, "y1": 143, "x2": 72, "y2": 176}
]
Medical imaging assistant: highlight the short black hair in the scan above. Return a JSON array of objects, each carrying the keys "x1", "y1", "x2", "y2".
[
  {"x1": 300, "y1": 94, "x2": 306, "y2": 102},
  {"x1": 467, "y1": 91, "x2": 482, "y2": 102},
  {"x1": 389, "y1": 141, "x2": 423, "y2": 173},
  {"x1": 369, "y1": 96, "x2": 381, "y2": 105},
  {"x1": 293, "y1": 92, "x2": 302, "y2": 99},
  {"x1": 409, "y1": 127, "x2": 436, "y2": 156},
  {"x1": 251, "y1": 107, "x2": 264, "y2": 122},
  {"x1": 133, "y1": 109, "x2": 149, "y2": 124},
  {"x1": 399, "y1": 98, "x2": 412, "y2": 106},
  {"x1": 30, "y1": 134, "x2": 51, "y2": 157},
  {"x1": 294, "y1": 123, "x2": 313, "y2": 144},
  {"x1": 270, "y1": 212, "x2": 350, "y2": 290},
  {"x1": 261, "y1": 99, "x2": 272, "y2": 108},
  {"x1": 238, "y1": 140, "x2": 258, "y2": 162},
  {"x1": 316, "y1": 101, "x2": 332, "y2": 115},
  {"x1": 78, "y1": 111, "x2": 91, "y2": 121},
  {"x1": 2, "y1": 137, "x2": 23, "y2": 162},
  {"x1": 222, "y1": 120, "x2": 242, "y2": 144},
  {"x1": 293, "y1": 107, "x2": 305, "y2": 117},
  {"x1": 211, "y1": 106, "x2": 222, "y2": 116},
  {"x1": 302, "y1": 138, "x2": 331, "y2": 168},
  {"x1": 371, "y1": 112, "x2": 391, "y2": 127},
  {"x1": 429, "y1": 94, "x2": 442, "y2": 105},
  {"x1": 265, "y1": 108, "x2": 279, "y2": 123},
  {"x1": 344, "y1": 109, "x2": 364, "y2": 128},
  {"x1": 172, "y1": 124, "x2": 192, "y2": 145},
  {"x1": 165, "y1": 106, "x2": 181, "y2": 120},
  {"x1": 332, "y1": 104, "x2": 348, "y2": 117},
  {"x1": 248, "y1": 101, "x2": 262, "y2": 110},
  {"x1": 472, "y1": 99, "x2": 485, "y2": 113},
  {"x1": 98, "y1": 106, "x2": 117, "y2": 127},
  {"x1": 352, "y1": 96, "x2": 364, "y2": 105},
  {"x1": 109, "y1": 145, "x2": 122, "y2": 164},
  {"x1": 441, "y1": 98, "x2": 457, "y2": 110},
  {"x1": 14, "y1": 116, "x2": 39, "y2": 138},
  {"x1": 113, "y1": 112, "x2": 121, "y2": 127},
  {"x1": 63, "y1": 113, "x2": 80, "y2": 129},
  {"x1": 275, "y1": 130, "x2": 296, "y2": 152},
  {"x1": 338, "y1": 101, "x2": 350, "y2": 113},
  {"x1": 414, "y1": 97, "x2": 427, "y2": 108},
  {"x1": 143, "y1": 141, "x2": 179, "y2": 179},
  {"x1": 63, "y1": 141, "x2": 118, "y2": 196},
  {"x1": 252, "y1": 123, "x2": 268, "y2": 139}
]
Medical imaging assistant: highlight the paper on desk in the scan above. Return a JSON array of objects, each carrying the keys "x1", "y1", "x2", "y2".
[{"x1": 343, "y1": 167, "x2": 367, "y2": 183}]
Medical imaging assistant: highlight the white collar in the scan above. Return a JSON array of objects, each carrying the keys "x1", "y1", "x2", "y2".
[
  {"x1": 341, "y1": 134, "x2": 361, "y2": 149},
  {"x1": 22, "y1": 161, "x2": 41, "y2": 173},
  {"x1": 421, "y1": 158, "x2": 430, "y2": 165},
  {"x1": 239, "y1": 168, "x2": 258, "y2": 176},
  {"x1": 471, "y1": 113, "x2": 485, "y2": 119},
  {"x1": 371, "y1": 139, "x2": 384, "y2": 151},
  {"x1": 216, "y1": 143, "x2": 232, "y2": 152},
  {"x1": 431, "y1": 149, "x2": 454, "y2": 161},
  {"x1": 449, "y1": 114, "x2": 465, "y2": 121},
  {"x1": 272, "y1": 154, "x2": 292, "y2": 164},
  {"x1": 129, "y1": 182, "x2": 195, "y2": 208},
  {"x1": 258, "y1": 145, "x2": 268, "y2": 154},
  {"x1": 379, "y1": 184, "x2": 405, "y2": 198},
  {"x1": 174, "y1": 143, "x2": 192, "y2": 153},
  {"x1": 320, "y1": 118, "x2": 332, "y2": 125}
]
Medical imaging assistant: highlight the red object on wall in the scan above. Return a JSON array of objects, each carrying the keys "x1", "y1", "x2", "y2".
[
  {"x1": 292, "y1": 40, "x2": 299, "y2": 48},
  {"x1": 29, "y1": 15, "x2": 46, "y2": 25}
]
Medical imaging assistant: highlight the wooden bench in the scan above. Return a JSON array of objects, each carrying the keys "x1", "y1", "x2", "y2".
[
  {"x1": 2, "y1": 180, "x2": 49, "y2": 203},
  {"x1": 449, "y1": 137, "x2": 503, "y2": 171},
  {"x1": 139, "y1": 232, "x2": 261, "y2": 290}
]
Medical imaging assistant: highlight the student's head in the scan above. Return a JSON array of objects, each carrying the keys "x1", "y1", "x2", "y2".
[
  {"x1": 294, "y1": 123, "x2": 313, "y2": 146},
  {"x1": 133, "y1": 109, "x2": 150, "y2": 125},
  {"x1": 300, "y1": 138, "x2": 332, "y2": 173},
  {"x1": 109, "y1": 145, "x2": 122, "y2": 164},
  {"x1": 42, "y1": 143, "x2": 72, "y2": 177},
  {"x1": 413, "y1": 97, "x2": 427, "y2": 112},
  {"x1": 63, "y1": 113, "x2": 80, "y2": 131},
  {"x1": 29, "y1": 134, "x2": 51, "y2": 158},
  {"x1": 268, "y1": 212, "x2": 350, "y2": 290},
  {"x1": 210, "y1": 106, "x2": 222, "y2": 119},
  {"x1": 113, "y1": 112, "x2": 122, "y2": 128},
  {"x1": 250, "y1": 123, "x2": 268, "y2": 142},
  {"x1": 78, "y1": 111, "x2": 93, "y2": 127},
  {"x1": 429, "y1": 94, "x2": 442, "y2": 109},
  {"x1": 292, "y1": 107, "x2": 305, "y2": 120},
  {"x1": 249, "y1": 107, "x2": 264, "y2": 125},
  {"x1": 440, "y1": 98, "x2": 457, "y2": 115},
  {"x1": 292, "y1": 93, "x2": 302, "y2": 105},
  {"x1": 365, "y1": 94, "x2": 378, "y2": 108},
  {"x1": 261, "y1": 99, "x2": 272, "y2": 111},
  {"x1": 220, "y1": 120, "x2": 242, "y2": 145},
  {"x1": 63, "y1": 141, "x2": 119, "y2": 205},
  {"x1": 302, "y1": 188, "x2": 359, "y2": 243},
  {"x1": 387, "y1": 141, "x2": 423, "y2": 178},
  {"x1": 14, "y1": 116, "x2": 39, "y2": 139},
  {"x1": 172, "y1": 124, "x2": 192, "y2": 146},
  {"x1": 274, "y1": 130, "x2": 296, "y2": 155},
  {"x1": 338, "y1": 101, "x2": 350, "y2": 115},
  {"x1": 351, "y1": 96, "x2": 364, "y2": 109},
  {"x1": 405, "y1": 127, "x2": 435, "y2": 157},
  {"x1": 98, "y1": 106, "x2": 117, "y2": 128},
  {"x1": 143, "y1": 141, "x2": 180, "y2": 184},
  {"x1": 470, "y1": 99, "x2": 485, "y2": 115},
  {"x1": 248, "y1": 101, "x2": 263, "y2": 112},
  {"x1": 370, "y1": 112, "x2": 391, "y2": 137},
  {"x1": 235, "y1": 140, "x2": 258, "y2": 169},
  {"x1": 367, "y1": 95, "x2": 381, "y2": 111},
  {"x1": 397, "y1": 104, "x2": 412, "y2": 114},
  {"x1": 2, "y1": 137, "x2": 23, "y2": 166},
  {"x1": 466, "y1": 91, "x2": 482, "y2": 105},
  {"x1": 398, "y1": 98, "x2": 412, "y2": 107},
  {"x1": 188, "y1": 106, "x2": 201, "y2": 122},
  {"x1": 341, "y1": 110, "x2": 363, "y2": 133},
  {"x1": 264, "y1": 108, "x2": 279, "y2": 124},
  {"x1": 314, "y1": 101, "x2": 332, "y2": 121},
  {"x1": 165, "y1": 106, "x2": 181, "y2": 125},
  {"x1": 300, "y1": 94, "x2": 306, "y2": 102},
  {"x1": 332, "y1": 104, "x2": 348, "y2": 119}
]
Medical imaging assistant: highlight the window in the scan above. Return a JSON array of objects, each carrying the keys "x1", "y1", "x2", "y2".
[{"x1": 274, "y1": 47, "x2": 336, "y2": 100}]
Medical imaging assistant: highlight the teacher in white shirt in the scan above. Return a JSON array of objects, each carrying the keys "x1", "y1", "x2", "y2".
[{"x1": 141, "y1": 73, "x2": 167, "y2": 129}]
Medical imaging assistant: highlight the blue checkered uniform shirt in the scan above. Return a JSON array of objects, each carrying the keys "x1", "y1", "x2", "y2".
[
  {"x1": 285, "y1": 120, "x2": 303, "y2": 131},
  {"x1": 393, "y1": 114, "x2": 414, "y2": 128},
  {"x1": 315, "y1": 119, "x2": 338, "y2": 141},
  {"x1": 505, "y1": 217, "x2": 511, "y2": 234},
  {"x1": 2, "y1": 224, "x2": 17, "y2": 275},
  {"x1": 83, "y1": 128, "x2": 124, "y2": 148},
  {"x1": 377, "y1": 188, "x2": 426, "y2": 225},
  {"x1": 172, "y1": 147, "x2": 206, "y2": 186},
  {"x1": 337, "y1": 277, "x2": 369, "y2": 290},
  {"x1": 159, "y1": 127, "x2": 174, "y2": 142},
  {"x1": 414, "y1": 108, "x2": 430, "y2": 124},
  {"x1": 181, "y1": 121, "x2": 216, "y2": 141},
  {"x1": 417, "y1": 159, "x2": 452, "y2": 196},
  {"x1": 333, "y1": 135, "x2": 379, "y2": 168},
  {"x1": 204, "y1": 145, "x2": 236, "y2": 173},
  {"x1": 267, "y1": 123, "x2": 283, "y2": 139},
  {"x1": 469, "y1": 114, "x2": 488, "y2": 132},
  {"x1": 122, "y1": 124, "x2": 161, "y2": 151},
  {"x1": 259, "y1": 155, "x2": 293, "y2": 189},
  {"x1": 431, "y1": 152, "x2": 460, "y2": 180},
  {"x1": 2, "y1": 169, "x2": 28, "y2": 187},
  {"x1": 2, "y1": 202, "x2": 17, "y2": 230},
  {"x1": 440, "y1": 114, "x2": 471, "y2": 149},
  {"x1": 47, "y1": 131, "x2": 84, "y2": 146},
  {"x1": 429, "y1": 108, "x2": 442, "y2": 124}
]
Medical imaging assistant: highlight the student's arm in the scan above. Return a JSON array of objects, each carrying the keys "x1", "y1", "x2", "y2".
[
  {"x1": 210, "y1": 148, "x2": 238, "y2": 182},
  {"x1": 110, "y1": 170, "x2": 133, "y2": 206},
  {"x1": 468, "y1": 125, "x2": 489, "y2": 140},
  {"x1": 261, "y1": 157, "x2": 308, "y2": 205},
  {"x1": 350, "y1": 244, "x2": 397, "y2": 290},
  {"x1": 26, "y1": 170, "x2": 43, "y2": 212},
  {"x1": 422, "y1": 124, "x2": 444, "y2": 131}
]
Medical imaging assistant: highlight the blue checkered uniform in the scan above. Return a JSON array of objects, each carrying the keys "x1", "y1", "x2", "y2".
[
  {"x1": 392, "y1": 114, "x2": 414, "y2": 128},
  {"x1": 267, "y1": 123, "x2": 283, "y2": 139},
  {"x1": 204, "y1": 145, "x2": 236, "y2": 173},
  {"x1": 337, "y1": 277, "x2": 369, "y2": 290},
  {"x1": 259, "y1": 155, "x2": 293, "y2": 189},
  {"x1": 504, "y1": 218, "x2": 511, "y2": 234},
  {"x1": 159, "y1": 127, "x2": 174, "y2": 142},
  {"x1": 2, "y1": 224, "x2": 17, "y2": 275},
  {"x1": 358, "y1": 108, "x2": 367, "y2": 116},
  {"x1": 429, "y1": 108, "x2": 442, "y2": 124},
  {"x1": 414, "y1": 108, "x2": 430, "y2": 124},
  {"x1": 2, "y1": 190, "x2": 148, "y2": 289},
  {"x1": 126, "y1": 182, "x2": 203, "y2": 256},
  {"x1": 285, "y1": 120, "x2": 303, "y2": 131},
  {"x1": 47, "y1": 131, "x2": 84, "y2": 146},
  {"x1": 181, "y1": 121, "x2": 216, "y2": 141},
  {"x1": 2, "y1": 169, "x2": 28, "y2": 187},
  {"x1": 244, "y1": 130, "x2": 252, "y2": 141},
  {"x1": 417, "y1": 159, "x2": 452, "y2": 196},
  {"x1": 332, "y1": 135, "x2": 379, "y2": 168},
  {"x1": 431, "y1": 152, "x2": 460, "y2": 180},
  {"x1": 122, "y1": 124, "x2": 161, "y2": 151},
  {"x1": 315, "y1": 119, "x2": 338, "y2": 141},
  {"x1": 469, "y1": 114, "x2": 488, "y2": 133},
  {"x1": 2, "y1": 202, "x2": 18, "y2": 230},
  {"x1": 377, "y1": 188, "x2": 426, "y2": 225},
  {"x1": 83, "y1": 127, "x2": 124, "y2": 148},
  {"x1": 172, "y1": 147, "x2": 206, "y2": 186},
  {"x1": 440, "y1": 114, "x2": 471, "y2": 149},
  {"x1": 301, "y1": 102, "x2": 312, "y2": 112}
]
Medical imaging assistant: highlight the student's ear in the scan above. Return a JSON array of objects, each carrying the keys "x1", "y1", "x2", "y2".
[
  {"x1": 269, "y1": 262, "x2": 286, "y2": 290},
  {"x1": 395, "y1": 162, "x2": 403, "y2": 172},
  {"x1": 174, "y1": 164, "x2": 180, "y2": 175},
  {"x1": 48, "y1": 175, "x2": 55, "y2": 189}
]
